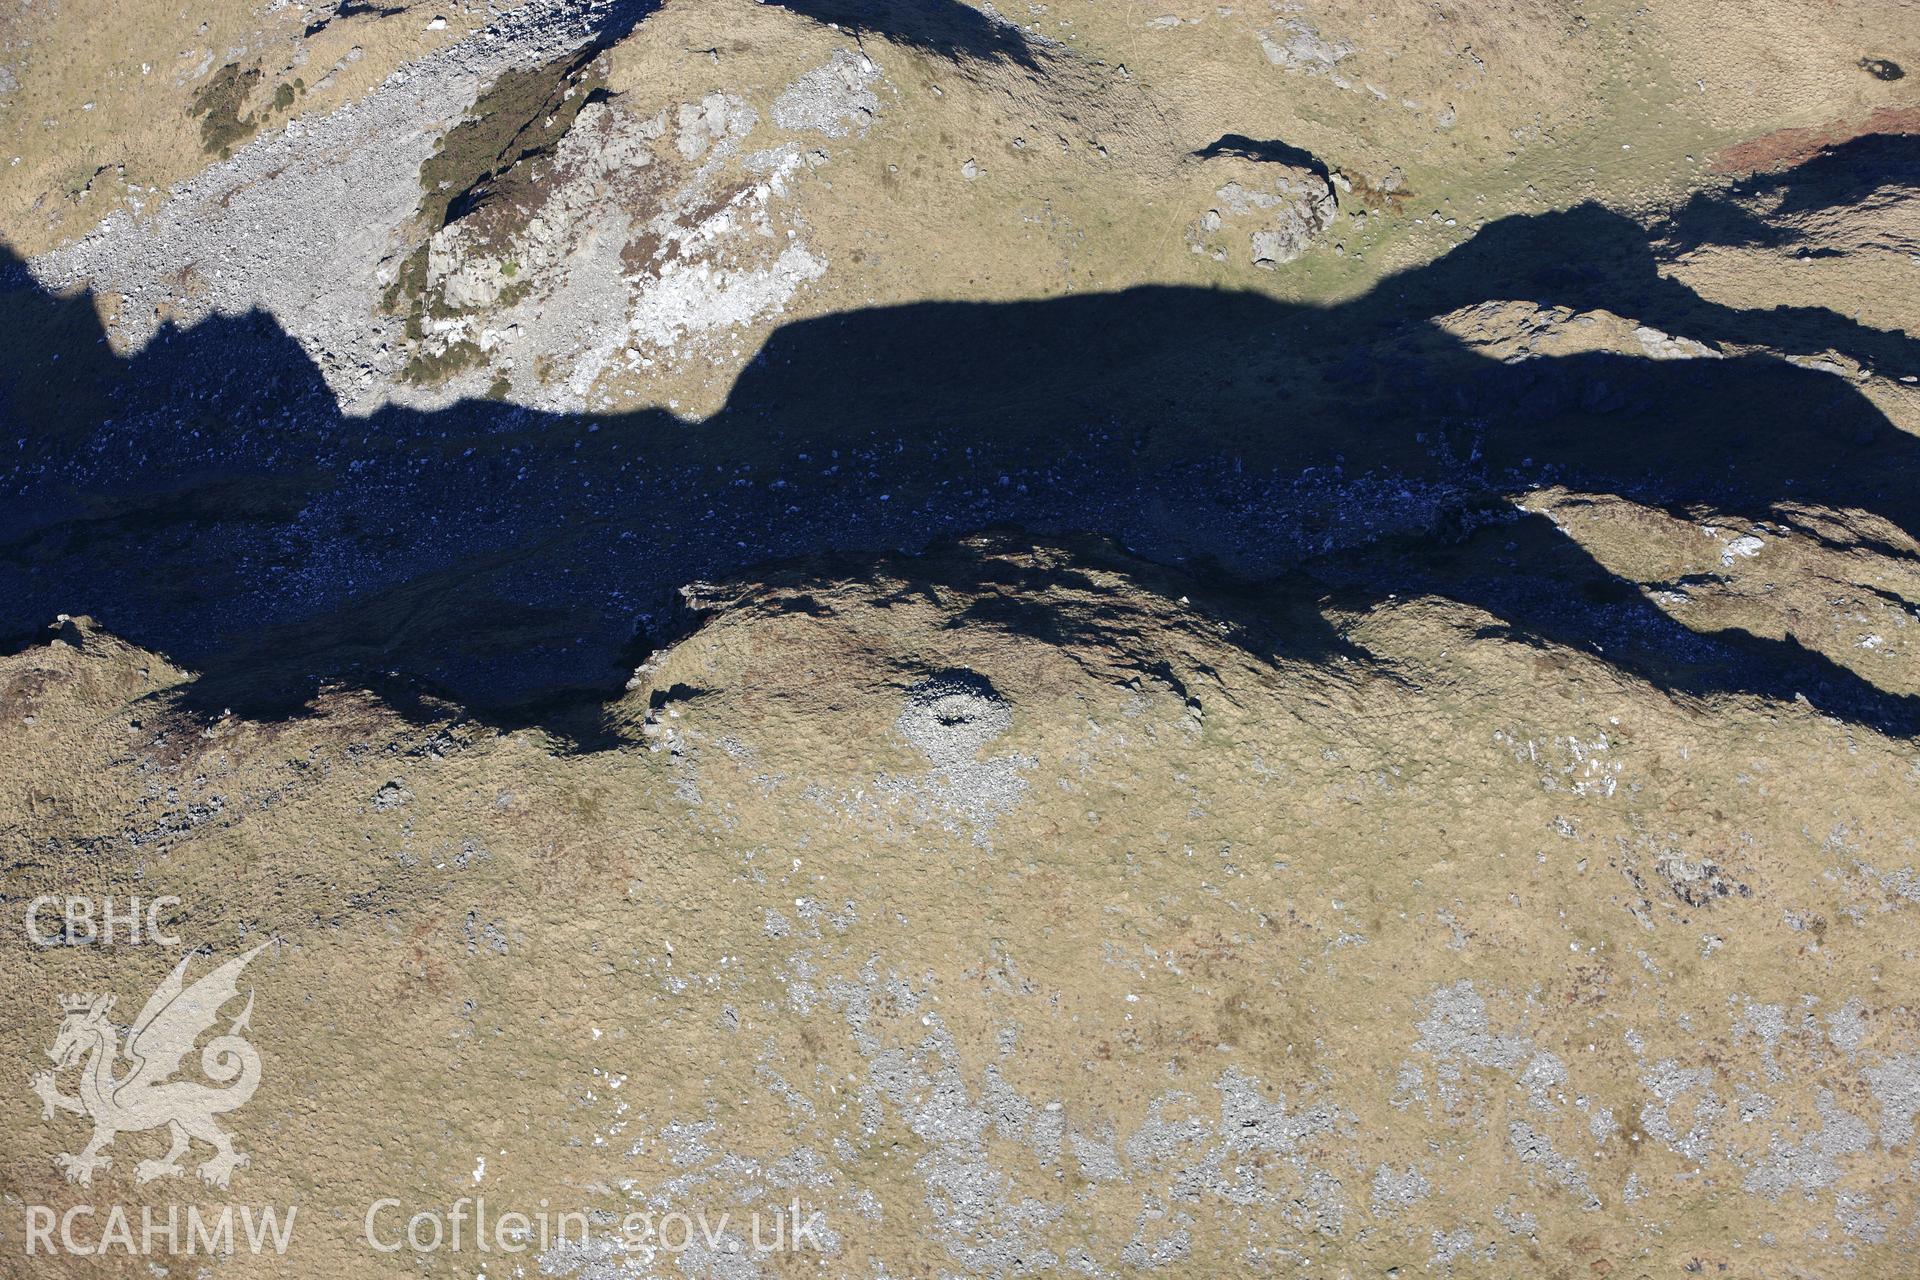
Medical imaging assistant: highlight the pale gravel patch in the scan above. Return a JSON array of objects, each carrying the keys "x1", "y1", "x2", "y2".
[
  {"x1": 626, "y1": 246, "x2": 826, "y2": 351},
  {"x1": 590, "y1": 958, "x2": 1368, "y2": 1274},
  {"x1": 876, "y1": 673, "x2": 1033, "y2": 843},
  {"x1": 1260, "y1": 17, "x2": 1354, "y2": 76},
  {"x1": 1862, "y1": 1053, "x2": 1920, "y2": 1147},
  {"x1": 770, "y1": 49, "x2": 881, "y2": 139},
  {"x1": 1368, "y1": 1163, "x2": 1431, "y2": 1214}
]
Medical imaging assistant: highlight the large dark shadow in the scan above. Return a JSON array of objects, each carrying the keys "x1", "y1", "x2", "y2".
[
  {"x1": 1661, "y1": 132, "x2": 1920, "y2": 255},
  {"x1": 758, "y1": 0, "x2": 1040, "y2": 67},
  {"x1": 4, "y1": 162, "x2": 1920, "y2": 736},
  {"x1": 1192, "y1": 134, "x2": 1334, "y2": 187}
]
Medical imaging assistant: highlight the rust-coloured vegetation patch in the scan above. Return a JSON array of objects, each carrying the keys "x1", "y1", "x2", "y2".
[{"x1": 1709, "y1": 104, "x2": 1920, "y2": 175}]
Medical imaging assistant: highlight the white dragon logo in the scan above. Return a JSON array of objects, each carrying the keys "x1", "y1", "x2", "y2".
[{"x1": 31, "y1": 944, "x2": 269, "y2": 1188}]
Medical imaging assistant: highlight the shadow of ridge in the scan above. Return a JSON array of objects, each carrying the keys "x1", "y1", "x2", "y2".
[
  {"x1": 595, "y1": 529, "x2": 1391, "y2": 748},
  {"x1": 5, "y1": 195, "x2": 1920, "y2": 738},
  {"x1": 136, "y1": 507, "x2": 1920, "y2": 746},
  {"x1": 1661, "y1": 131, "x2": 1920, "y2": 254},
  {"x1": 1370, "y1": 203, "x2": 1920, "y2": 378},
  {"x1": 0, "y1": 255, "x2": 127, "y2": 444},
  {"x1": 681, "y1": 527, "x2": 1368, "y2": 664},
  {"x1": 758, "y1": 0, "x2": 1040, "y2": 67},
  {"x1": 1328, "y1": 507, "x2": 1920, "y2": 739},
  {"x1": 116, "y1": 531, "x2": 1372, "y2": 749}
]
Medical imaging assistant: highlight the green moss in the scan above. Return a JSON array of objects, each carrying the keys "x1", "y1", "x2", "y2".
[
  {"x1": 188, "y1": 63, "x2": 263, "y2": 156},
  {"x1": 415, "y1": 51, "x2": 607, "y2": 231},
  {"x1": 384, "y1": 55, "x2": 607, "y2": 377},
  {"x1": 424, "y1": 288, "x2": 464, "y2": 321},
  {"x1": 273, "y1": 82, "x2": 297, "y2": 112},
  {"x1": 380, "y1": 245, "x2": 433, "y2": 345},
  {"x1": 485, "y1": 374, "x2": 514, "y2": 401},
  {"x1": 401, "y1": 340, "x2": 486, "y2": 386}
]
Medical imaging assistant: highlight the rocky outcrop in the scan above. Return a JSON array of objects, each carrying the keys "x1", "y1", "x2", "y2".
[{"x1": 1188, "y1": 141, "x2": 1338, "y2": 268}]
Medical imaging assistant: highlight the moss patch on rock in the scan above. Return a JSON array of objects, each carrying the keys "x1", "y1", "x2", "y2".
[
  {"x1": 188, "y1": 62, "x2": 263, "y2": 158},
  {"x1": 416, "y1": 50, "x2": 610, "y2": 233}
]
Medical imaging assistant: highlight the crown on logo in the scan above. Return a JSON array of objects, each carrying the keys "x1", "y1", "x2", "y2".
[{"x1": 59, "y1": 994, "x2": 96, "y2": 1013}]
